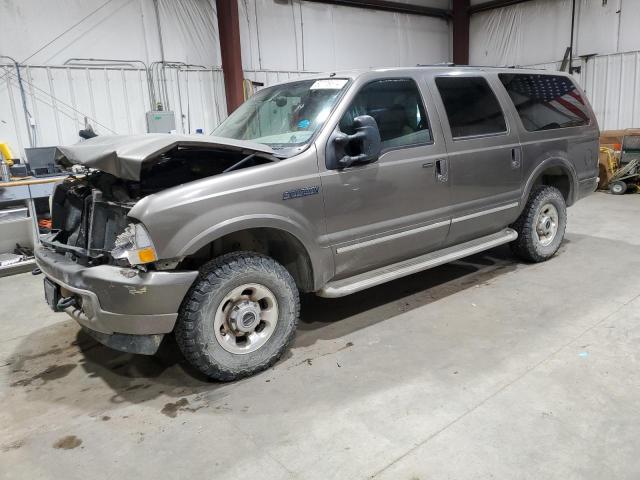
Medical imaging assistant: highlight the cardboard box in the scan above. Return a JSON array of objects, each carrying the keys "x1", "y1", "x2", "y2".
[{"x1": 598, "y1": 148, "x2": 618, "y2": 189}]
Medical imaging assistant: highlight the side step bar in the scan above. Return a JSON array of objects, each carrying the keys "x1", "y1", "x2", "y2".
[{"x1": 317, "y1": 228, "x2": 518, "y2": 298}]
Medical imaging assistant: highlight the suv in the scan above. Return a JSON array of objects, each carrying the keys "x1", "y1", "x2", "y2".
[{"x1": 36, "y1": 67, "x2": 599, "y2": 380}]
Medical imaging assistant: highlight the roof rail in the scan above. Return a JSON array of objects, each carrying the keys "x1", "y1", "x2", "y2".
[{"x1": 416, "y1": 62, "x2": 456, "y2": 67}]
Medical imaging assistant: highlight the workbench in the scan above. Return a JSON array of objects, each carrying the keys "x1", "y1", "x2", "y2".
[{"x1": 0, "y1": 175, "x2": 67, "y2": 276}]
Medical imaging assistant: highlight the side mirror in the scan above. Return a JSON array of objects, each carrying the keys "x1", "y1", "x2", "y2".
[{"x1": 327, "y1": 115, "x2": 382, "y2": 170}]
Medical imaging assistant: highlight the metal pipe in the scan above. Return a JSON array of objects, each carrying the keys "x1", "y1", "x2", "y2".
[
  {"x1": 152, "y1": 0, "x2": 167, "y2": 109},
  {"x1": 64, "y1": 57, "x2": 146, "y2": 68},
  {"x1": 64, "y1": 57, "x2": 155, "y2": 110},
  {"x1": 0, "y1": 55, "x2": 34, "y2": 147},
  {"x1": 569, "y1": 0, "x2": 576, "y2": 73}
]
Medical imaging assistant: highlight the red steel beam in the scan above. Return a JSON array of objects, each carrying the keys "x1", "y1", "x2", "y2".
[
  {"x1": 452, "y1": 0, "x2": 470, "y2": 65},
  {"x1": 217, "y1": 0, "x2": 245, "y2": 114}
]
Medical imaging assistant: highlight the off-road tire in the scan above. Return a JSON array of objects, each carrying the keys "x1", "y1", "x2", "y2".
[
  {"x1": 510, "y1": 186, "x2": 567, "y2": 263},
  {"x1": 175, "y1": 252, "x2": 299, "y2": 381}
]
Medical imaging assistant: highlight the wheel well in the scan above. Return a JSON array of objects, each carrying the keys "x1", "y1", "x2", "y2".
[
  {"x1": 532, "y1": 166, "x2": 572, "y2": 204},
  {"x1": 181, "y1": 228, "x2": 314, "y2": 292}
]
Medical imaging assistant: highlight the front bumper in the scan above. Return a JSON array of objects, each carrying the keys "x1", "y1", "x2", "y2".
[{"x1": 35, "y1": 246, "x2": 198, "y2": 353}]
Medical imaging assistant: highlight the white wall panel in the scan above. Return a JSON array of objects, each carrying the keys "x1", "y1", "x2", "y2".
[
  {"x1": 243, "y1": 69, "x2": 318, "y2": 89},
  {"x1": 581, "y1": 52, "x2": 640, "y2": 131},
  {"x1": 470, "y1": 0, "x2": 640, "y2": 67},
  {"x1": 618, "y1": 0, "x2": 640, "y2": 53},
  {"x1": 239, "y1": 0, "x2": 451, "y2": 72},
  {"x1": 0, "y1": 0, "x2": 220, "y2": 66},
  {"x1": 470, "y1": 0, "x2": 572, "y2": 66}
]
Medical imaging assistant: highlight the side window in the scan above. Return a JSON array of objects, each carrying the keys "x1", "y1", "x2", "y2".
[
  {"x1": 339, "y1": 78, "x2": 431, "y2": 151},
  {"x1": 435, "y1": 76, "x2": 507, "y2": 139},
  {"x1": 499, "y1": 73, "x2": 590, "y2": 131}
]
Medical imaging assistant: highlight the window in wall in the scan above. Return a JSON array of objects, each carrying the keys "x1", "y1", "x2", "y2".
[
  {"x1": 499, "y1": 74, "x2": 590, "y2": 131},
  {"x1": 435, "y1": 76, "x2": 507, "y2": 138},
  {"x1": 339, "y1": 78, "x2": 431, "y2": 150}
]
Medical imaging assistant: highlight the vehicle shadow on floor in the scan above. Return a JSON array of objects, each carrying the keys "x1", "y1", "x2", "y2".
[
  {"x1": 294, "y1": 245, "x2": 519, "y2": 348},
  {"x1": 5, "y1": 244, "x2": 524, "y2": 409}
]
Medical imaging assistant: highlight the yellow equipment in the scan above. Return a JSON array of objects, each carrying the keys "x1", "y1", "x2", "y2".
[{"x1": 0, "y1": 143, "x2": 15, "y2": 167}]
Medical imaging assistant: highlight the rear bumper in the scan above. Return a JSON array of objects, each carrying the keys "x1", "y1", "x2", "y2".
[{"x1": 35, "y1": 246, "x2": 198, "y2": 348}]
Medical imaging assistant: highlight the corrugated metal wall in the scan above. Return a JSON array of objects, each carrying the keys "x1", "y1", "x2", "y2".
[{"x1": 581, "y1": 51, "x2": 640, "y2": 131}]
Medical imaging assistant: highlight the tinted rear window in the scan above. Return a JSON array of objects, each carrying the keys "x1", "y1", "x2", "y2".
[
  {"x1": 435, "y1": 76, "x2": 507, "y2": 139},
  {"x1": 499, "y1": 74, "x2": 590, "y2": 131}
]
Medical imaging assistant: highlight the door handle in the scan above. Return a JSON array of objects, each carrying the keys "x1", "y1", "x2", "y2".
[
  {"x1": 422, "y1": 161, "x2": 434, "y2": 168},
  {"x1": 435, "y1": 158, "x2": 448, "y2": 183},
  {"x1": 511, "y1": 147, "x2": 522, "y2": 169}
]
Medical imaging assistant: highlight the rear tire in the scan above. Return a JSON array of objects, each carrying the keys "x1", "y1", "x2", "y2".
[
  {"x1": 510, "y1": 186, "x2": 567, "y2": 263},
  {"x1": 175, "y1": 252, "x2": 299, "y2": 381}
]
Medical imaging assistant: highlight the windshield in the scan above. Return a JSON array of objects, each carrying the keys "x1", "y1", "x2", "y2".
[{"x1": 213, "y1": 78, "x2": 349, "y2": 156}]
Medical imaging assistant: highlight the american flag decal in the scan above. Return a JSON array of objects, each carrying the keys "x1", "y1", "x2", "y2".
[{"x1": 508, "y1": 75, "x2": 589, "y2": 123}]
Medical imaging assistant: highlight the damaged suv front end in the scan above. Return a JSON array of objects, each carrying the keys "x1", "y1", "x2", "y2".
[{"x1": 36, "y1": 134, "x2": 277, "y2": 354}]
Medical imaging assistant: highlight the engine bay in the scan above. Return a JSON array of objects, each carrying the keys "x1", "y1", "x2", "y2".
[{"x1": 45, "y1": 146, "x2": 274, "y2": 265}]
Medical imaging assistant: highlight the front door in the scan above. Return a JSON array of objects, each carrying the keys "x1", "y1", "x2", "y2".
[
  {"x1": 319, "y1": 77, "x2": 451, "y2": 279},
  {"x1": 429, "y1": 73, "x2": 522, "y2": 246}
]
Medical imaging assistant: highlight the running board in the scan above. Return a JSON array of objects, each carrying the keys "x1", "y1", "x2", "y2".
[{"x1": 317, "y1": 228, "x2": 518, "y2": 298}]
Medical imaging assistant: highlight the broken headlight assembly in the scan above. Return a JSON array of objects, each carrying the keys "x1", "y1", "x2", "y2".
[{"x1": 111, "y1": 222, "x2": 158, "y2": 266}]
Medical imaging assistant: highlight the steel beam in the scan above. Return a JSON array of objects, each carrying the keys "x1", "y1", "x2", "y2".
[
  {"x1": 304, "y1": 0, "x2": 451, "y2": 18},
  {"x1": 452, "y1": 0, "x2": 470, "y2": 64},
  {"x1": 217, "y1": 0, "x2": 245, "y2": 114}
]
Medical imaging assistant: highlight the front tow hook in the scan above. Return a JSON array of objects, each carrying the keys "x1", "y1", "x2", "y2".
[{"x1": 56, "y1": 296, "x2": 78, "y2": 311}]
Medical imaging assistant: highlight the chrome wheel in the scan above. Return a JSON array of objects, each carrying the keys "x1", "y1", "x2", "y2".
[
  {"x1": 213, "y1": 283, "x2": 279, "y2": 355},
  {"x1": 534, "y1": 203, "x2": 559, "y2": 247}
]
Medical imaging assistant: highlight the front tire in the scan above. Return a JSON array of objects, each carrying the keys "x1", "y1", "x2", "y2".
[
  {"x1": 510, "y1": 186, "x2": 567, "y2": 263},
  {"x1": 175, "y1": 252, "x2": 299, "y2": 381}
]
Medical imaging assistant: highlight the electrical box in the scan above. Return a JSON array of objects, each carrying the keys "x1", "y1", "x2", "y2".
[{"x1": 146, "y1": 111, "x2": 176, "y2": 133}]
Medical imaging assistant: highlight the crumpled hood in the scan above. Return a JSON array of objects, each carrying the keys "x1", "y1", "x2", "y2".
[{"x1": 56, "y1": 134, "x2": 275, "y2": 181}]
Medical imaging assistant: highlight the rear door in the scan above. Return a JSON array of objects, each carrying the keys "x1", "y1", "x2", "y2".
[
  {"x1": 319, "y1": 76, "x2": 451, "y2": 279},
  {"x1": 428, "y1": 72, "x2": 522, "y2": 246}
]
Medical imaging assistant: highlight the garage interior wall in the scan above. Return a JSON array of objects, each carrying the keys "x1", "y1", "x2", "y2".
[
  {"x1": 469, "y1": 0, "x2": 640, "y2": 130},
  {"x1": 0, "y1": 0, "x2": 451, "y2": 161}
]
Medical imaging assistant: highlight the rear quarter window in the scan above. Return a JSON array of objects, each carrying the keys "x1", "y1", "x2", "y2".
[{"x1": 499, "y1": 73, "x2": 590, "y2": 131}]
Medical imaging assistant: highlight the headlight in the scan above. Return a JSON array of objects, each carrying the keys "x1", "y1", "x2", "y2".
[{"x1": 111, "y1": 223, "x2": 158, "y2": 265}]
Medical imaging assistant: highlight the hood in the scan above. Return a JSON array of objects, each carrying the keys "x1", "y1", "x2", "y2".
[{"x1": 56, "y1": 134, "x2": 275, "y2": 181}]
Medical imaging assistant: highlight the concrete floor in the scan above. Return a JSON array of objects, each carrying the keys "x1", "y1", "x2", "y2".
[{"x1": 1, "y1": 192, "x2": 640, "y2": 480}]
